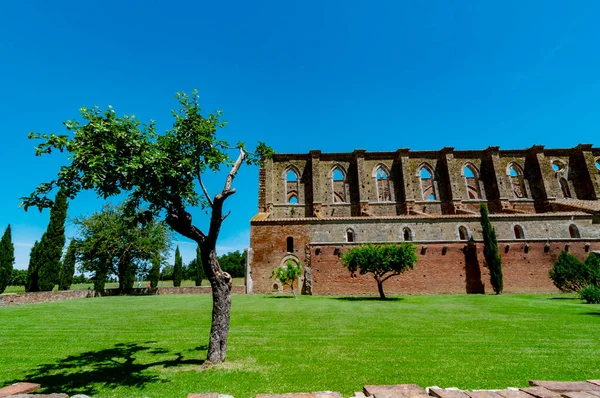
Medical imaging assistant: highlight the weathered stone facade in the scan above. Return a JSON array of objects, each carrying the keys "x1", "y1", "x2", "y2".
[{"x1": 248, "y1": 145, "x2": 600, "y2": 295}]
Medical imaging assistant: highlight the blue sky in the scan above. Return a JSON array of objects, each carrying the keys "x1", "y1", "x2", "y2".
[{"x1": 1, "y1": 1, "x2": 599, "y2": 269}]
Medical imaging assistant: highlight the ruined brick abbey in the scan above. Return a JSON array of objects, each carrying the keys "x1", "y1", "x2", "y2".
[{"x1": 247, "y1": 145, "x2": 600, "y2": 295}]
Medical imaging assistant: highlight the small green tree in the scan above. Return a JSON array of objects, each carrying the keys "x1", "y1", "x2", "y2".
[
  {"x1": 0, "y1": 224, "x2": 15, "y2": 294},
  {"x1": 549, "y1": 251, "x2": 599, "y2": 292},
  {"x1": 173, "y1": 246, "x2": 183, "y2": 287},
  {"x1": 188, "y1": 246, "x2": 206, "y2": 286},
  {"x1": 271, "y1": 259, "x2": 303, "y2": 297},
  {"x1": 26, "y1": 241, "x2": 40, "y2": 292},
  {"x1": 59, "y1": 238, "x2": 77, "y2": 290},
  {"x1": 27, "y1": 189, "x2": 68, "y2": 292},
  {"x1": 341, "y1": 243, "x2": 417, "y2": 299},
  {"x1": 149, "y1": 254, "x2": 161, "y2": 288},
  {"x1": 480, "y1": 203, "x2": 503, "y2": 294},
  {"x1": 9, "y1": 269, "x2": 28, "y2": 287}
]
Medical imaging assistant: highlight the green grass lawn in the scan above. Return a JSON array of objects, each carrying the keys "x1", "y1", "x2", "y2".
[
  {"x1": 2, "y1": 278, "x2": 245, "y2": 293},
  {"x1": 0, "y1": 294, "x2": 599, "y2": 398}
]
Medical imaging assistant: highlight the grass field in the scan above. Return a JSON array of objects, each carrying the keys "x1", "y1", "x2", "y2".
[
  {"x1": 2, "y1": 278, "x2": 246, "y2": 293},
  {"x1": 1, "y1": 294, "x2": 599, "y2": 398}
]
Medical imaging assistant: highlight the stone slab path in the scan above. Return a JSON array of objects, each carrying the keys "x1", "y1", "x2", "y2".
[{"x1": 3, "y1": 379, "x2": 600, "y2": 397}]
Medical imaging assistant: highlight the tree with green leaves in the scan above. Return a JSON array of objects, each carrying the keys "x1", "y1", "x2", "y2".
[
  {"x1": 9, "y1": 269, "x2": 27, "y2": 287},
  {"x1": 73, "y1": 204, "x2": 171, "y2": 291},
  {"x1": 188, "y1": 246, "x2": 206, "y2": 286},
  {"x1": 21, "y1": 91, "x2": 272, "y2": 363},
  {"x1": 549, "y1": 251, "x2": 599, "y2": 292},
  {"x1": 149, "y1": 254, "x2": 161, "y2": 288},
  {"x1": 0, "y1": 224, "x2": 15, "y2": 294},
  {"x1": 271, "y1": 259, "x2": 302, "y2": 297},
  {"x1": 173, "y1": 246, "x2": 183, "y2": 287},
  {"x1": 26, "y1": 189, "x2": 68, "y2": 292},
  {"x1": 58, "y1": 238, "x2": 77, "y2": 290},
  {"x1": 341, "y1": 243, "x2": 417, "y2": 299},
  {"x1": 480, "y1": 203, "x2": 503, "y2": 294},
  {"x1": 218, "y1": 250, "x2": 246, "y2": 278},
  {"x1": 26, "y1": 241, "x2": 40, "y2": 292}
]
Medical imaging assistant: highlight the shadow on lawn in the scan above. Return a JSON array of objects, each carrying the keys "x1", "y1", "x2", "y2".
[
  {"x1": 10, "y1": 341, "x2": 206, "y2": 396},
  {"x1": 333, "y1": 296, "x2": 404, "y2": 301},
  {"x1": 584, "y1": 312, "x2": 600, "y2": 316}
]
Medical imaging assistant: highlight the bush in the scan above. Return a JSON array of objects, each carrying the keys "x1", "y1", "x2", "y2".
[
  {"x1": 549, "y1": 251, "x2": 600, "y2": 292},
  {"x1": 271, "y1": 259, "x2": 302, "y2": 297},
  {"x1": 580, "y1": 285, "x2": 600, "y2": 304}
]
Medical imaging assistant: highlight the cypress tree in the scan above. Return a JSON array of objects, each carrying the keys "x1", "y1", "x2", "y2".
[
  {"x1": 193, "y1": 246, "x2": 205, "y2": 286},
  {"x1": 0, "y1": 224, "x2": 15, "y2": 294},
  {"x1": 173, "y1": 246, "x2": 183, "y2": 287},
  {"x1": 59, "y1": 238, "x2": 76, "y2": 290},
  {"x1": 480, "y1": 203, "x2": 503, "y2": 294},
  {"x1": 26, "y1": 240, "x2": 40, "y2": 292},
  {"x1": 149, "y1": 254, "x2": 161, "y2": 288},
  {"x1": 37, "y1": 189, "x2": 69, "y2": 291}
]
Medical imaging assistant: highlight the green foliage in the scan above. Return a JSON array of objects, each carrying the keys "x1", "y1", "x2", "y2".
[
  {"x1": 188, "y1": 246, "x2": 206, "y2": 286},
  {"x1": 149, "y1": 255, "x2": 161, "y2": 288},
  {"x1": 480, "y1": 203, "x2": 503, "y2": 294},
  {"x1": 26, "y1": 241, "x2": 40, "y2": 292},
  {"x1": 26, "y1": 189, "x2": 69, "y2": 292},
  {"x1": 549, "y1": 251, "x2": 600, "y2": 292},
  {"x1": 8, "y1": 269, "x2": 27, "y2": 286},
  {"x1": 21, "y1": 91, "x2": 273, "y2": 220},
  {"x1": 341, "y1": 243, "x2": 417, "y2": 299},
  {"x1": 271, "y1": 259, "x2": 303, "y2": 297},
  {"x1": 161, "y1": 265, "x2": 174, "y2": 280},
  {"x1": 218, "y1": 250, "x2": 246, "y2": 278},
  {"x1": 0, "y1": 224, "x2": 15, "y2": 294},
  {"x1": 173, "y1": 246, "x2": 183, "y2": 287},
  {"x1": 73, "y1": 204, "x2": 171, "y2": 290},
  {"x1": 58, "y1": 239, "x2": 77, "y2": 290},
  {"x1": 579, "y1": 285, "x2": 600, "y2": 304}
]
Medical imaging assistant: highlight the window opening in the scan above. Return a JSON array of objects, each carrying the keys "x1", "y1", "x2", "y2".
[
  {"x1": 463, "y1": 164, "x2": 481, "y2": 199},
  {"x1": 508, "y1": 164, "x2": 527, "y2": 198},
  {"x1": 403, "y1": 227, "x2": 412, "y2": 241},
  {"x1": 551, "y1": 160, "x2": 565, "y2": 172},
  {"x1": 332, "y1": 167, "x2": 346, "y2": 203},
  {"x1": 346, "y1": 228, "x2": 355, "y2": 243},
  {"x1": 285, "y1": 169, "x2": 299, "y2": 204},
  {"x1": 514, "y1": 225, "x2": 524, "y2": 239},
  {"x1": 376, "y1": 166, "x2": 391, "y2": 202},
  {"x1": 458, "y1": 226, "x2": 469, "y2": 241},
  {"x1": 286, "y1": 236, "x2": 294, "y2": 253},
  {"x1": 569, "y1": 224, "x2": 580, "y2": 239},
  {"x1": 596, "y1": 159, "x2": 600, "y2": 170},
  {"x1": 559, "y1": 178, "x2": 571, "y2": 198},
  {"x1": 420, "y1": 167, "x2": 436, "y2": 200}
]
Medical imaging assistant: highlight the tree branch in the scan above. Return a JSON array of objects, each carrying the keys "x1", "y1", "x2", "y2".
[
  {"x1": 222, "y1": 147, "x2": 246, "y2": 195},
  {"x1": 197, "y1": 170, "x2": 213, "y2": 208},
  {"x1": 381, "y1": 272, "x2": 401, "y2": 283},
  {"x1": 221, "y1": 210, "x2": 231, "y2": 222}
]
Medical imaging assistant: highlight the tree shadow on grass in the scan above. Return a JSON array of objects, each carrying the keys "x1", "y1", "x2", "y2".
[
  {"x1": 333, "y1": 296, "x2": 404, "y2": 302},
  {"x1": 548, "y1": 297, "x2": 580, "y2": 300},
  {"x1": 584, "y1": 312, "x2": 600, "y2": 316},
  {"x1": 9, "y1": 341, "x2": 206, "y2": 396},
  {"x1": 265, "y1": 295, "x2": 296, "y2": 299}
]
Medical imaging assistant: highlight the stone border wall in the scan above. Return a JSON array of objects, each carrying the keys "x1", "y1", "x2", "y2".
[{"x1": 0, "y1": 285, "x2": 246, "y2": 307}]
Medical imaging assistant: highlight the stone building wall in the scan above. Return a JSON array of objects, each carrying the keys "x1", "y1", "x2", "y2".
[{"x1": 251, "y1": 145, "x2": 600, "y2": 296}]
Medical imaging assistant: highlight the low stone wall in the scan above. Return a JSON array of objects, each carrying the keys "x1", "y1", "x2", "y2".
[
  {"x1": 0, "y1": 289, "x2": 93, "y2": 306},
  {"x1": 0, "y1": 285, "x2": 246, "y2": 307},
  {"x1": 159, "y1": 285, "x2": 245, "y2": 295}
]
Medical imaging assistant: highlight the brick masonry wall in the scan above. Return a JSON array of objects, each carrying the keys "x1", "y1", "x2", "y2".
[{"x1": 251, "y1": 240, "x2": 600, "y2": 295}]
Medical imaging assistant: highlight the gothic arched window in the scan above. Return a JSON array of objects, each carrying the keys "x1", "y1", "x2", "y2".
[
  {"x1": 330, "y1": 166, "x2": 347, "y2": 203},
  {"x1": 463, "y1": 164, "x2": 481, "y2": 199},
  {"x1": 375, "y1": 165, "x2": 392, "y2": 202},
  {"x1": 419, "y1": 166, "x2": 436, "y2": 201},
  {"x1": 285, "y1": 168, "x2": 300, "y2": 204},
  {"x1": 508, "y1": 163, "x2": 527, "y2": 199}
]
